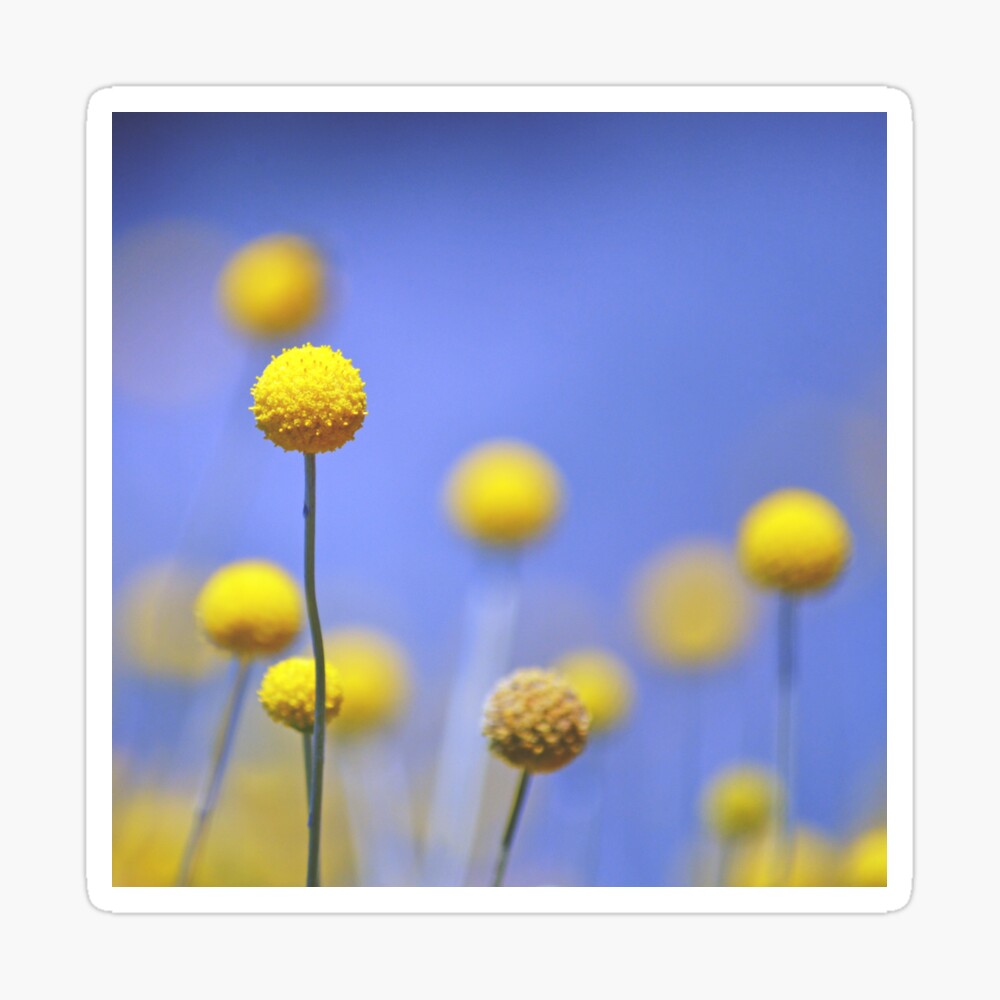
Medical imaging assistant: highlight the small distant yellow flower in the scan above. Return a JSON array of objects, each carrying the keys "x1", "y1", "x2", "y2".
[
  {"x1": 196, "y1": 560, "x2": 303, "y2": 657},
  {"x1": 701, "y1": 765, "x2": 782, "y2": 842},
  {"x1": 323, "y1": 628, "x2": 412, "y2": 736},
  {"x1": 219, "y1": 234, "x2": 326, "y2": 338},
  {"x1": 251, "y1": 343, "x2": 367, "y2": 454},
  {"x1": 738, "y1": 489, "x2": 851, "y2": 593},
  {"x1": 483, "y1": 668, "x2": 589, "y2": 774},
  {"x1": 250, "y1": 344, "x2": 368, "y2": 455},
  {"x1": 633, "y1": 542, "x2": 754, "y2": 669},
  {"x1": 445, "y1": 440, "x2": 564, "y2": 547},
  {"x1": 551, "y1": 648, "x2": 633, "y2": 734},
  {"x1": 840, "y1": 827, "x2": 887, "y2": 886},
  {"x1": 728, "y1": 827, "x2": 839, "y2": 886},
  {"x1": 258, "y1": 656, "x2": 344, "y2": 733}
]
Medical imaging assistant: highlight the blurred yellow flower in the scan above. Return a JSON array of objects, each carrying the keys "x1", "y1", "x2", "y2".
[
  {"x1": 444, "y1": 440, "x2": 563, "y2": 547},
  {"x1": 219, "y1": 234, "x2": 326, "y2": 338},
  {"x1": 118, "y1": 560, "x2": 224, "y2": 678},
  {"x1": 701, "y1": 765, "x2": 782, "y2": 842},
  {"x1": 113, "y1": 789, "x2": 191, "y2": 887},
  {"x1": 840, "y1": 826, "x2": 887, "y2": 886},
  {"x1": 728, "y1": 827, "x2": 840, "y2": 886},
  {"x1": 196, "y1": 560, "x2": 303, "y2": 657},
  {"x1": 633, "y1": 542, "x2": 753, "y2": 669},
  {"x1": 483, "y1": 668, "x2": 589, "y2": 774},
  {"x1": 251, "y1": 343, "x2": 367, "y2": 454},
  {"x1": 258, "y1": 656, "x2": 344, "y2": 733},
  {"x1": 324, "y1": 628, "x2": 412, "y2": 736},
  {"x1": 551, "y1": 648, "x2": 633, "y2": 735},
  {"x1": 738, "y1": 489, "x2": 851, "y2": 593}
]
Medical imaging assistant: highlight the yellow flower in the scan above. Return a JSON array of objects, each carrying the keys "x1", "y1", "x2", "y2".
[
  {"x1": 218, "y1": 234, "x2": 326, "y2": 338},
  {"x1": 323, "y1": 628, "x2": 411, "y2": 736},
  {"x1": 251, "y1": 343, "x2": 367, "y2": 454},
  {"x1": 728, "y1": 827, "x2": 839, "y2": 886},
  {"x1": 118, "y1": 560, "x2": 224, "y2": 678},
  {"x1": 701, "y1": 765, "x2": 782, "y2": 842},
  {"x1": 444, "y1": 440, "x2": 563, "y2": 547},
  {"x1": 113, "y1": 789, "x2": 191, "y2": 887},
  {"x1": 840, "y1": 827, "x2": 887, "y2": 886},
  {"x1": 633, "y1": 542, "x2": 754, "y2": 669},
  {"x1": 483, "y1": 668, "x2": 589, "y2": 774},
  {"x1": 551, "y1": 648, "x2": 633, "y2": 735},
  {"x1": 738, "y1": 489, "x2": 851, "y2": 593},
  {"x1": 196, "y1": 560, "x2": 303, "y2": 657},
  {"x1": 258, "y1": 656, "x2": 344, "y2": 733}
]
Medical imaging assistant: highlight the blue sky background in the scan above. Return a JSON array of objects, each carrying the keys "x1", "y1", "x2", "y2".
[{"x1": 112, "y1": 112, "x2": 886, "y2": 885}]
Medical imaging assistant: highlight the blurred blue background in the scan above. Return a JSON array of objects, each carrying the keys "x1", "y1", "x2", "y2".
[{"x1": 112, "y1": 112, "x2": 886, "y2": 885}]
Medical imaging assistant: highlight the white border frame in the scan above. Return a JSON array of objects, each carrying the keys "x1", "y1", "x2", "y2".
[{"x1": 87, "y1": 85, "x2": 913, "y2": 914}]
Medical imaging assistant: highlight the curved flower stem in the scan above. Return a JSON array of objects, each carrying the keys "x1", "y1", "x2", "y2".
[
  {"x1": 302, "y1": 732, "x2": 313, "y2": 802},
  {"x1": 776, "y1": 595, "x2": 797, "y2": 880},
  {"x1": 176, "y1": 655, "x2": 253, "y2": 886},
  {"x1": 304, "y1": 452, "x2": 327, "y2": 887},
  {"x1": 492, "y1": 770, "x2": 532, "y2": 887}
]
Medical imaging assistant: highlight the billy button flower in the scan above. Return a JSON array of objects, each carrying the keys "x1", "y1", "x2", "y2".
[
  {"x1": 551, "y1": 649, "x2": 633, "y2": 736},
  {"x1": 176, "y1": 559, "x2": 303, "y2": 886},
  {"x1": 482, "y1": 668, "x2": 590, "y2": 885},
  {"x1": 250, "y1": 342, "x2": 367, "y2": 887}
]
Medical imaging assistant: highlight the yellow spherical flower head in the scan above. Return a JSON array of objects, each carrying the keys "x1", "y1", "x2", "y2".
[
  {"x1": 728, "y1": 827, "x2": 839, "y2": 887},
  {"x1": 196, "y1": 560, "x2": 303, "y2": 657},
  {"x1": 219, "y1": 234, "x2": 326, "y2": 338},
  {"x1": 701, "y1": 765, "x2": 782, "y2": 842},
  {"x1": 483, "y1": 668, "x2": 589, "y2": 774},
  {"x1": 324, "y1": 628, "x2": 412, "y2": 736},
  {"x1": 738, "y1": 489, "x2": 851, "y2": 593},
  {"x1": 634, "y1": 542, "x2": 753, "y2": 669},
  {"x1": 841, "y1": 827, "x2": 887, "y2": 887},
  {"x1": 552, "y1": 648, "x2": 633, "y2": 735},
  {"x1": 258, "y1": 656, "x2": 344, "y2": 733},
  {"x1": 251, "y1": 343, "x2": 367, "y2": 454},
  {"x1": 445, "y1": 440, "x2": 564, "y2": 547}
]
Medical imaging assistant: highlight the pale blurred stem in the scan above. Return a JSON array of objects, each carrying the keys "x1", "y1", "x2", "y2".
[
  {"x1": 302, "y1": 732, "x2": 313, "y2": 802},
  {"x1": 492, "y1": 770, "x2": 532, "y2": 887},
  {"x1": 304, "y1": 452, "x2": 327, "y2": 887},
  {"x1": 176, "y1": 654, "x2": 252, "y2": 886},
  {"x1": 776, "y1": 595, "x2": 798, "y2": 879},
  {"x1": 716, "y1": 840, "x2": 733, "y2": 887}
]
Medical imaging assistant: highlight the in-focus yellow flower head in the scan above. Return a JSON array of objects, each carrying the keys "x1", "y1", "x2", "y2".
[
  {"x1": 196, "y1": 560, "x2": 303, "y2": 657},
  {"x1": 445, "y1": 440, "x2": 564, "y2": 547},
  {"x1": 258, "y1": 656, "x2": 344, "y2": 733},
  {"x1": 701, "y1": 764, "x2": 782, "y2": 842},
  {"x1": 118, "y1": 560, "x2": 225, "y2": 679},
  {"x1": 551, "y1": 648, "x2": 633, "y2": 735},
  {"x1": 738, "y1": 489, "x2": 851, "y2": 593},
  {"x1": 323, "y1": 628, "x2": 412, "y2": 736},
  {"x1": 483, "y1": 668, "x2": 589, "y2": 773},
  {"x1": 840, "y1": 827, "x2": 887, "y2": 887},
  {"x1": 219, "y1": 234, "x2": 327, "y2": 339},
  {"x1": 728, "y1": 827, "x2": 839, "y2": 886},
  {"x1": 251, "y1": 343, "x2": 367, "y2": 454},
  {"x1": 633, "y1": 542, "x2": 754, "y2": 669}
]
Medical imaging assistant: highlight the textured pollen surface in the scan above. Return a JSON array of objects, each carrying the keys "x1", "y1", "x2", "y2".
[
  {"x1": 251, "y1": 343, "x2": 367, "y2": 454},
  {"x1": 258, "y1": 656, "x2": 344, "y2": 733},
  {"x1": 701, "y1": 765, "x2": 782, "y2": 841},
  {"x1": 738, "y1": 488, "x2": 851, "y2": 593},
  {"x1": 195, "y1": 560, "x2": 303, "y2": 656},
  {"x1": 219, "y1": 235, "x2": 326, "y2": 338},
  {"x1": 482, "y1": 668, "x2": 590, "y2": 773},
  {"x1": 445, "y1": 440, "x2": 563, "y2": 547},
  {"x1": 552, "y1": 649, "x2": 633, "y2": 734}
]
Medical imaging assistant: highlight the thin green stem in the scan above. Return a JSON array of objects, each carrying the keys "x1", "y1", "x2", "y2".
[
  {"x1": 176, "y1": 655, "x2": 253, "y2": 886},
  {"x1": 775, "y1": 595, "x2": 797, "y2": 881},
  {"x1": 302, "y1": 731, "x2": 313, "y2": 802},
  {"x1": 304, "y1": 453, "x2": 327, "y2": 887},
  {"x1": 492, "y1": 770, "x2": 532, "y2": 887}
]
